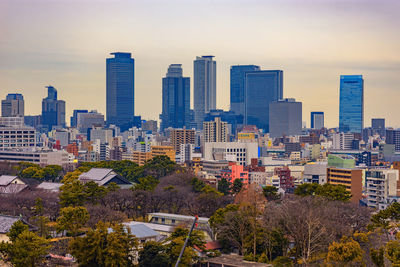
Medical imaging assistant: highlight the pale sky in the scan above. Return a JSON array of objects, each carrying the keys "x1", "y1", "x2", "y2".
[{"x1": 0, "y1": 0, "x2": 399, "y2": 128}]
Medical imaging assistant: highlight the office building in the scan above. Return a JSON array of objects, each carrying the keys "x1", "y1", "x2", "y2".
[
  {"x1": 245, "y1": 70, "x2": 283, "y2": 131},
  {"x1": 194, "y1": 56, "x2": 216, "y2": 129},
  {"x1": 170, "y1": 129, "x2": 195, "y2": 152},
  {"x1": 230, "y1": 65, "x2": 260, "y2": 117},
  {"x1": 70, "y1": 110, "x2": 88, "y2": 128},
  {"x1": 339, "y1": 75, "x2": 364, "y2": 133},
  {"x1": 310, "y1": 112, "x2": 324, "y2": 129},
  {"x1": 77, "y1": 111, "x2": 105, "y2": 133},
  {"x1": 24, "y1": 115, "x2": 41, "y2": 129},
  {"x1": 204, "y1": 109, "x2": 243, "y2": 135},
  {"x1": 151, "y1": 145, "x2": 175, "y2": 162},
  {"x1": 1, "y1": 94, "x2": 24, "y2": 117},
  {"x1": 365, "y1": 169, "x2": 399, "y2": 210},
  {"x1": 303, "y1": 162, "x2": 327, "y2": 184},
  {"x1": 160, "y1": 64, "x2": 190, "y2": 131},
  {"x1": 89, "y1": 127, "x2": 113, "y2": 144},
  {"x1": 269, "y1": 98, "x2": 302, "y2": 138},
  {"x1": 371, "y1": 118, "x2": 385, "y2": 137},
  {"x1": 106, "y1": 52, "x2": 135, "y2": 131},
  {"x1": 142, "y1": 120, "x2": 158, "y2": 133},
  {"x1": 0, "y1": 126, "x2": 36, "y2": 150},
  {"x1": 327, "y1": 167, "x2": 362, "y2": 204},
  {"x1": 0, "y1": 117, "x2": 24, "y2": 127},
  {"x1": 332, "y1": 132, "x2": 356, "y2": 150},
  {"x1": 0, "y1": 149, "x2": 70, "y2": 166},
  {"x1": 203, "y1": 142, "x2": 258, "y2": 166},
  {"x1": 122, "y1": 151, "x2": 153, "y2": 166},
  {"x1": 385, "y1": 129, "x2": 400, "y2": 151},
  {"x1": 203, "y1": 117, "x2": 228, "y2": 143},
  {"x1": 41, "y1": 86, "x2": 66, "y2": 131}
]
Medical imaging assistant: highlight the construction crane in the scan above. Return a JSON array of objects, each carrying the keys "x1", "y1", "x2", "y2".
[{"x1": 174, "y1": 215, "x2": 199, "y2": 267}]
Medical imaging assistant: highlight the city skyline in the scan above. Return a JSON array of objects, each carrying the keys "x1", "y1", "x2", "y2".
[{"x1": 1, "y1": 0, "x2": 400, "y2": 127}]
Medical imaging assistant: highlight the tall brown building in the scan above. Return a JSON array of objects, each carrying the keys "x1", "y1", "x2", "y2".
[
  {"x1": 327, "y1": 167, "x2": 362, "y2": 203},
  {"x1": 170, "y1": 129, "x2": 195, "y2": 152}
]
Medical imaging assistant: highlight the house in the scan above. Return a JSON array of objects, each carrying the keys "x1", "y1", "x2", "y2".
[
  {"x1": 0, "y1": 175, "x2": 28, "y2": 194},
  {"x1": 123, "y1": 221, "x2": 173, "y2": 241},
  {"x1": 78, "y1": 168, "x2": 132, "y2": 187},
  {"x1": 123, "y1": 223, "x2": 162, "y2": 243},
  {"x1": 36, "y1": 182, "x2": 63, "y2": 192},
  {"x1": 0, "y1": 215, "x2": 32, "y2": 242}
]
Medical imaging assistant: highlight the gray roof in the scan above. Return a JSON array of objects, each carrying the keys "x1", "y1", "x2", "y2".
[
  {"x1": 0, "y1": 184, "x2": 28, "y2": 194},
  {"x1": 0, "y1": 175, "x2": 19, "y2": 186},
  {"x1": 149, "y1": 212, "x2": 209, "y2": 223},
  {"x1": 124, "y1": 221, "x2": 174, "y2": 233},
  {"x1": 36, "y1": 182, "x2": 63, "y2": 192},
  {"x1": 126, "y1": 224, "x2": 160, "y2": 238},
  {"x1": 79, "y1": 168, "x2": 131, "y2": 186},
  {"x1": 0, "y1": 215, "x2": 20, "y2": 233}
]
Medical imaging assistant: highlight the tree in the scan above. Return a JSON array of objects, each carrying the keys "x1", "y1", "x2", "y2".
[
  {"x1": 217, "y1": 178, "x2": 230, "y2": 195},
  {"x1": 0, "y1": 230, "x2": 50, "y2": 267},
  {"x1": 69, "y1": 221, "x2": 137, "y2": 267},
  {"x1": 294, "y1": 183, "x2": 319, "y2": 197},
  {"x1": 57, "y1": 206, "x2": 89, "y2": 236},
  {"x1": 138, "y1": 241, "x2": 169, "y2": 267},
  {"x1": 7, "y1": 220, "x2": 28, "y2": 243},
  {"x1": 386, "y1": 240, "x2": 400, "y2": 266},
  {"x1": 294, "y1": 183, "x2": 351, "y2": 202},
  {"x1": 83, "y1": 181, "x2": 107, "y2": 204},
  {"x1": 369, "y1": 202, "x2": 400, "y2": 240},
  {"x1": 325, "y1": 236, "x2": 364, "y2": 266},
  {"x1": 59, "y1": 170, "x2": 86, "y2": 207},
  {"x1": 231, "y1": 178, "x2": 243, "y2": 194},
  {"x1": 20, "y1": 166, "x2": 44, "y2": 179},
  {"x1": 262, "y1": 186, "x2": 280, "y2": 201},
  {"x1": 370, "y1": 247, "x2": 385, "y2": 267},
  {"x1": 134, "y1": 176, "x2": 159, "y2": 191}
]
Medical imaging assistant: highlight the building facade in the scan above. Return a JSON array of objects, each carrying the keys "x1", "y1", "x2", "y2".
[
  {"x1": 160, "y1": 64, "x2": 190, "y2": 131},
  {"x1": 230, "y1": 65, "x2": 260, "y2": 117},
  {"x1": 170, "y1": 129, "x2": 195, "y2": 153},
  {"x1": 41, "y1": 86, "x2": 66, "y2": 131},
  {"x1": 371, "y1": 118, "x2": 385, "y2": 137},
  {"x1": 106, "y1": 52, "x2": 135, "y2": 131},
  {"x1": 1, "y1": 94, "x2": 24, "y2": 117},
  {"x1": 194, "y1": 56, "x2": 216, "y2": 129},
  {"x1": 0, "y1": 127, "x2": 36, "y2": 150},
  {"x1": 365, "y1": 169, "x2": 399, "y2": 210},
  {"x1": 244, "y1": 70, "x2": 283, "y2": 132},
  {"x1": 203, "y1": 117, "x2": 228, "y2": 143},
  {"x1": 269, "y1": 98, "x2": 302, "y2": 138},
  {"x1": 327, "y1": 167, "x2": 362, "y2": 203},
  {"x1": 339, "y1": 75, "x2": 364, "y2": 133},
  {"x1": 311, "y1": 111, "x2": 324, "y2": 129}
]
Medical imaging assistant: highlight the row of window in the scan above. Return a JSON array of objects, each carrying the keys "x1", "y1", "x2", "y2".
[{"x1": 0, "y1": 140, "x2": 35, "y2": 143}]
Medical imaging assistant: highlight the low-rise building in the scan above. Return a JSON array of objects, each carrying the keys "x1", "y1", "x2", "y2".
[
  {"x1": 327, "y1": 167, "x2": 362, "y2": 204},
  {"x1": 303, "y1": 162, "x2": 327, "y2": 184},
  {"x1": 0, "y1": 126, "x2": 36, "y2": 150},
  {"x1": 365, "y1": 169, "x2": 400, "y2": 210},
  {"x1": 0, "y1": 149, "x2": 70, "y2": 166},
  {"x1": 203, "y1": 142, "x2": 258, "y2": 166}
]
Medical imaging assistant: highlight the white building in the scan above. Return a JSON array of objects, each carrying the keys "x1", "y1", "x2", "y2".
[
  {"x1": 0, "y1": 126, "x2": 36, "y2": 150},
  {"x1": 0, "y1": 149, "x2": 70, "y2": 166},
  {"x1": 366, "y1": 169, "x2": 400, "y2": 210},
  {"x1": 203, "y1": 142, "x2": 258, "y2": 166},
  {"x1": 332, "y1": 133, "x2": 354, "y2": 150},
  {"x1": 0, "y1": 117, "x2": 24, "y2": 127},
  {"x1": 303, "y1": 162, "x2": 327, "y2": 184}
]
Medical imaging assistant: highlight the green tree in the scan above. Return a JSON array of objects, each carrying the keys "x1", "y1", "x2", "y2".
[
  {"x1": 325, "y1": 236, "x2": 364, "y2": 266},
  {"x1": 217, "y1": 178, "x2": 230, "y2": 195},
  {"x1": 20, "y1": 166, "x2": 44, "y2": 179},
  {"x1": 191, "y1": 177, "x2": 206, "y2": 193},
  {"x1": 69, "y1": 221, "x2": 137, "y2": 267},
  {"x1": 134, "y1": 175, "x2": 159, "y2": 191},
  {"x1": 138, "y1": 241, "x2": 169, "y2": 267},
  {"x1": 231, "y1": 178, "x2": 243, "y2": 194},
  {"x1": 369, "y1": 202, "x2": 400, "y2": 240},
  {"x1": 1, "y1": 230, "x2": 50, "y2": 267},
  {"x1": 57, "y1": 206, "x2": 89, "y2": 236},
  {"x1": 294, "y1": 183, "x2": 351, "y2": 202},
  {"x1": 294, "y1": 183, "x2": 319, "y2": 196},
  {"x1": 83, "y1": 181, "x2": 108, "y2": 204},
  {"x1": 6, "y1": 220, "x2": 28, "y2": 243},
  {"x1": 370, "y1": 247, "x2": 385, "y2": 267},
  {"x1": 386, "y1": 240, "x2": 400, "y2": 266},
  {"x1": 59, "y1": 172, "x2": 86, "y2": 207},
  {"x1": 263, "y1": 186, "x2": 280, "y2": 201}
]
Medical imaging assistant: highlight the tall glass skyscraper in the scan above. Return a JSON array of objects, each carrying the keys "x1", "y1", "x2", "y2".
[
  {"x1": 245, "y1": 70, "x2": 283, "y2": 132},
  {"x1": 1, "y1": 93, "x2": 24, "y2": 117},
  {"x1": 194, "y1": 56, "x2": 216, "y2": 129},
  {"x1": 42, "y1": 86, "x2": 65, "y2": 131},
  {"x1": 106, "y1": 52, "x2": 134, "y2": 131},
  {"x1": 339, "y1": 75, "x2": 364, "y2": 133},
  {"x1": 160, "y1": 64, "x2": 190, "y2": 131},
  {"x1": 230, "y1": 65, "x2": 260, "y2": 117},
  {"x1": 311, "y1": 111, "x2": 324, "y2": 129}
]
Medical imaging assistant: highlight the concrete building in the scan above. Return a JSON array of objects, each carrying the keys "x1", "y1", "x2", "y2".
[
  {"x1": 327, "y1": 167, "x2": 362, "y2": 203},
  {"x1": 122, "y1": 151, "x2": 153, "y2": 166},
  {"x1": 1, "y1": 94, "x2": 24, "y2": 117},
  {"x1": 142, "y1": 120, "x2": 158, "y2": 133},
  {"x1": 151, "y1": 145, "x2": 175, "y2": 162},
  {"x1": 203, "y1": 142, "x2": 258, "y2": 166},
  {"x1": 89, "y1": 127, "x2": 113, "y2": 144},
  {"x1": 170, "y1": 129, "x2": 195, "y2": 153},
  {"x1": 332, "y1": 132, "x2": 355, "y2": 150},
  {"x1": 77, "y1": 111, "x2": 105, "y2": 133},
  {"x1": 310, "y1": 111, "x2": 324, "y2": 129},
  {"x1": 303, "y1": 162, "x2": 327, "y2": 184},
  {"x1": 203, "y1": 117, "x2": 228, "y2": 143},
  {"x1": 365, "y1": 169, "x2": 399, "y2": 210},
  {"x1": 269, "y1": 98, "x2": 302, "y2": 138},
  {"x1": 0, "y1": 126, "x2": 36, "y2": 150},
  {"x1": 0, "y1": 149, "x2": 70, "y2": 166},
  {"x1": 0, "y1": 117, "x2": 24, "y2": 127}
]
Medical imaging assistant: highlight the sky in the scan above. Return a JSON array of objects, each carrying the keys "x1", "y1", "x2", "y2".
[{"x1": 0, "y1": 0, "x2": 400, "y2": 128}]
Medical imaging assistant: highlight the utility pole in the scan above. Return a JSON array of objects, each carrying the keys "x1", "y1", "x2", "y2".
[{"x1": 175, "y1": 215, "x2": 199, "y2": 267}]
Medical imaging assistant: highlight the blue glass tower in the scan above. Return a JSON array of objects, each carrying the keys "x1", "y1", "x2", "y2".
[
  {"x1": 339, "y1": 75, "x2": 363, "y2": 133},
  {"x1": 106, "y1": 52, "x2": 135, "y2": 131},
  {"x1": 160, "y1": 64, "x2": 190, "y2": 131},
  {"x1": 244, "y1": 70, "x2": 283, "y2": 132},
  {"x1": 311, "y1": 111, "x2": 324, "y2": 129},
  {"x1": 70, "y1": 109, "x2": 88, "y2": 127},
  {"x1": 230, "y1": 65, "x2": 260, "y2": 117},
  {"x1": 42, "y1": 86, "x2": 66, "y2": 131}
]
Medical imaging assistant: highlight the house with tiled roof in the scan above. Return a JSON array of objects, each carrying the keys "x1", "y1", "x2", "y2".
[
  {"x1": 78, "y1": 168, "x2": 132, "y2": 187},
  {"x1": 0, "y1": 215, "x2": 33, "y2": 242},
  {"x1": 0, "y1": 175, "x2": 28, "y2": 194}
]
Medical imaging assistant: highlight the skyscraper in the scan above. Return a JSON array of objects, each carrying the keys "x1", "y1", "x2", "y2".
[
  {"x1": 371, "y1": 118, "x2": 385, "y2": 137},
  {"x1": 311, "y1": 111, "x2": 324, "y2": 129},
  {"x1": 1, "y1": 93, "x2": 24, "y2": 117},
  {"x1": 269, "y1": 98, "x2": 302, "y2": 138},
  {"x1": 160, "y1": 64, "x2": 190, "y2": 131},
  {"x1": 194, "y1": 56, "x2": 216, "y2": 129},
  {"x1": 42, "y1": 86, "x2": 66, "y2": 131},
  {"x1": 339, "y1": 75, "x2": 364, "y2": 133},
  {"x1": 230, "y1": 65, "x2": 260, "y2": 117},
  {"x1": 106, "y1": 52, "x2": 135, "y2": 131},
  {"x1": 70, "y1": 109, "x2": 88, "y2": 127},
  {"x1": 244, "y1": 70, "x2": 283, "y2": 132}
]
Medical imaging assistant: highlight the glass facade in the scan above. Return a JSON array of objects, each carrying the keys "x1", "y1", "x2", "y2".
[
  {"x1": 244, "y1": 70, "x2": 283, "y2": 132},
  {"x1": 194, "y1": 56, "x2": 216, "y2": 129},
  {"x1": 42, "y1": 86, "x2": 66, "y2": 131},
  {"x1": 160, "y1": 64, "x2": 190, "y2": 131},
  {"x1": 106, "y1": 52, "x2": 135, "y2": 131},
  {"x1": 339, "y1": 75, "x2": 363, "y2": 133},
  {"x1": 311, "y1": 111, "x2": 324, "y2": 129},
  {"x1": 230, "y1": 65, "x2": 260, "y2": 117}
]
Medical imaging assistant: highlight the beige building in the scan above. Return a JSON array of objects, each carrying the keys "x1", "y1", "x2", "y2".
[
  {"x1": 203, "y1": 117, "x2": 228, "y2": 143},
  {"x1": 170, "y1": 129, "x2": 195, "y2": 152}
]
